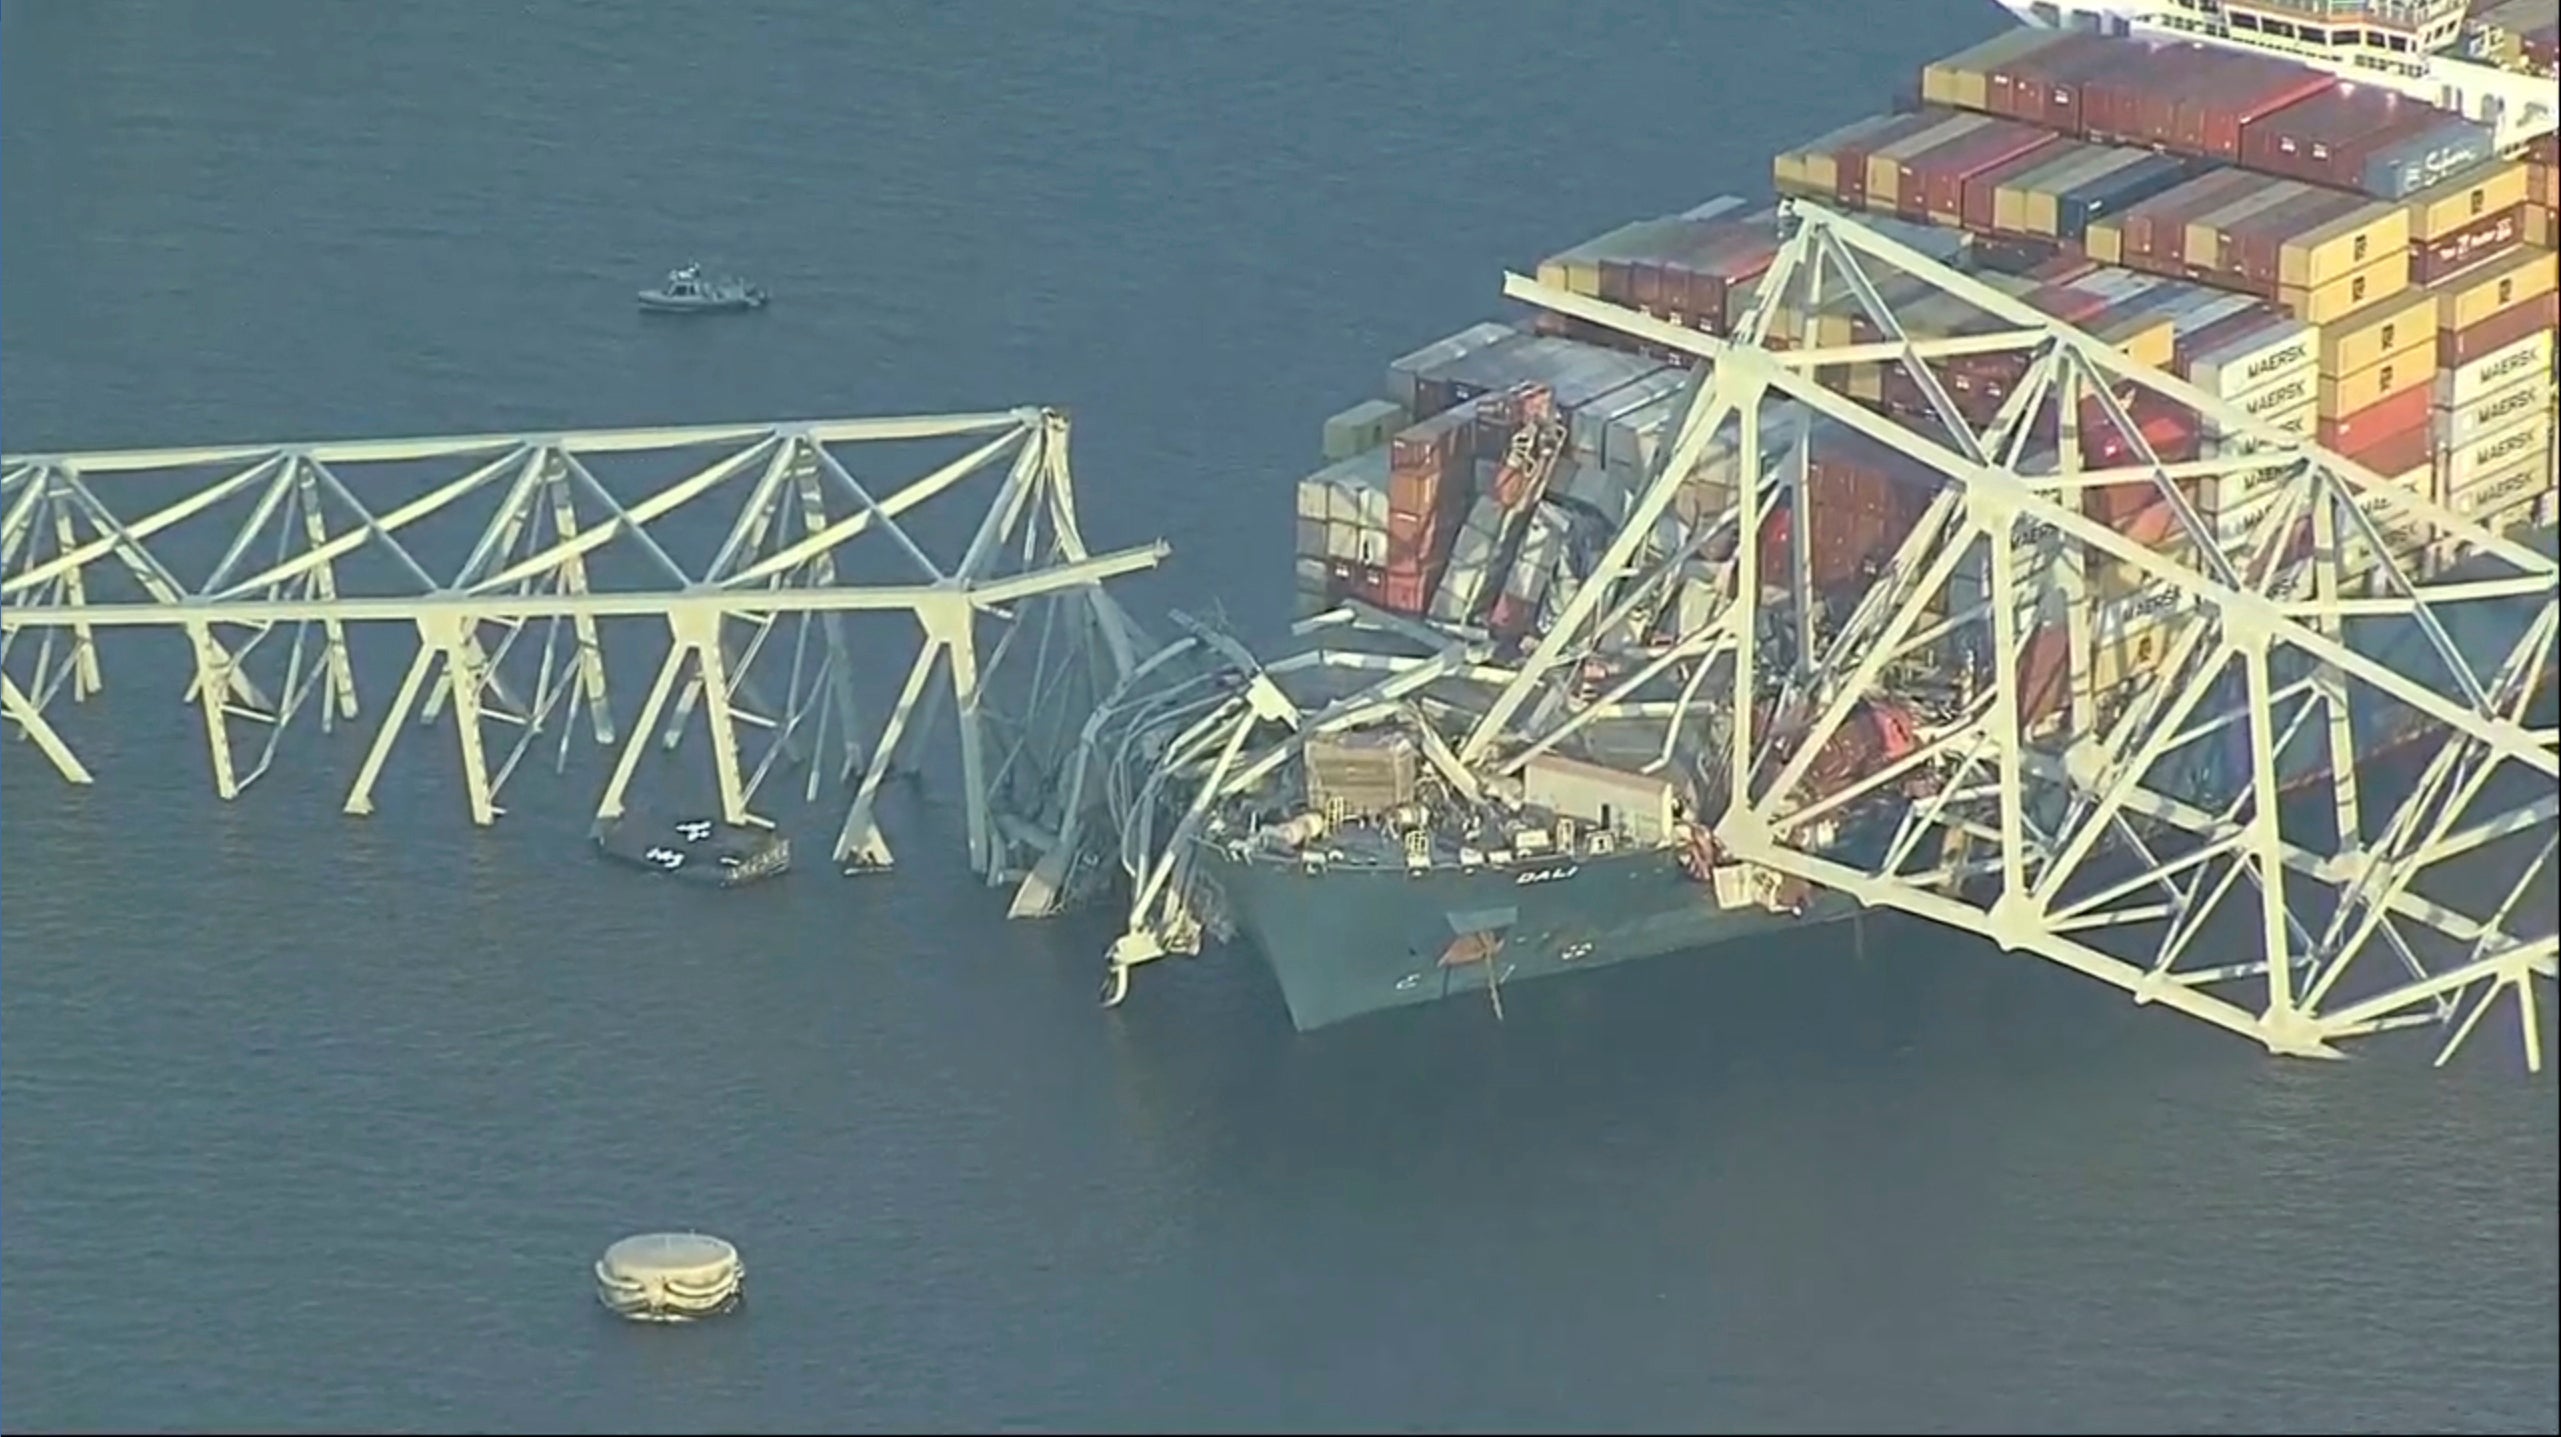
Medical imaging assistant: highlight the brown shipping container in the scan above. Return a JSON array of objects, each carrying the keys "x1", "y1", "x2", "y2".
[
  {"x1": 2256, "y1": 197, "x2": 2412, "y2": 291},
  {"x1": 2430, "y1": 245, "x2": 2561, "y2": 333},
  {"x1": 1923, "y1": 28, "x2": 2071, "y2": 113},
  {"x1": 2212, "y1": 186, "x2": 2353, "y2": 283},
  {"x1": 2318, "y1": 287, "x2": 2435, "y2": 377},
  {"x1": 2179, "y1": 54, "x2": 2337, "y2": 162},
  {"x1": 1988, "y1": 31, "x2": 2132, "y2": 133},
  {"x1": 2409, "y1": 204, "x2": 2528, "y2": 287},
  {"x1": 1969, "y1": 143, "x2": 2088, "y2": 234},
  {"x1": 2186, "y1": 182, "x2": 2318, "y2": 277},
  {"x1": 2078, "y1": 45, "x2": 2191, "y2": 150},
  {"x1": 1863, "y1": 112, "x2": 1985, "y2": 211},
  {"x1": 2240, "y1": 86, "x2": 2437, "y2": 192},
  {"x1": 2439, "y1": 288, "x2": 2561, "y2": 368},
  {"x1": 1910, "y1": 119, "x2": 2061, "y2": 223},
  {"x1": 2116, "y1": 170, "x2": 2265, "y2": 269},
  {"x1": 2407, "y1": 159, "x2": 2532, "y2": 241},
  {"x1": 1664, "y1": 224, "x2": 1784, "y2": 331}
]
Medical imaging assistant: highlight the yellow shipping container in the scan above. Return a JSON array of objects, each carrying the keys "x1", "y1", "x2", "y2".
[
  {"x1": 2280, "y1": 254, "x2": 2410, "y2": 327},
  {"x1": 2406, "y1": 159, "x2": 2532, "y2": 243},
  {"x1": 2317, "y1": 351, "x2": 2429, "y2": 419},
  {"x1": 2276, "y1": 202, "x2": 2411, "y2": 291},
  {"x1": 2093, "y1": 311, "x2": 2177, "y2": 371},
  {"x1": 2007, "y1": 149, "x2": 2135, "y2": 237},
  {"x1": 1921, "y1": 29, "x2": 2056, "y2": 112},
  {"x1": 2429, "y1": 245, "x2": 2560, "y2": 333},
  {"x1": 1863, "y1": 114, "x2": 1979, "y2": 211},
  {"x1": 2528, "y1": 205, "x2": 2556, "y2": 250},
  {"x1": 2086, "y1": 217, "x2": 2126, "y2": 266},
  {"x1": 2317, "y1": 288, "x2": 2436, "y2": 378}
]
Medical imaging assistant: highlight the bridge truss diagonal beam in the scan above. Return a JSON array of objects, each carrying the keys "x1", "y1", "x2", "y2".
[
  {"x1": 2, "y1": 410, "x2": 1165, "y2": 890},
  {"x1": 1459, "y1": 199, "x2": 2556, "y2": 1070}
]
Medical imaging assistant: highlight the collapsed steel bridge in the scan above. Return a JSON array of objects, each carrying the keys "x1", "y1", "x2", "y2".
[
  {"x1": 1069, "y1": 202, "x2": 2560, "y2": 1071},
  {"x1": 1, "y1": 408, "x2": 1162, "y2": 888}
]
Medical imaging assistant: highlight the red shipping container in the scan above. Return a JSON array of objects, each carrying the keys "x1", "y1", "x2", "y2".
[
  {"x1": 2336, "y1": 413, "x2": 2431, "y2": 480},
  {"x1": 2080, "y1": 43, "x2": 2215, "y2": 150},
  {"x1": 2220, "y1": 186, "x2": 2364, "y2": 289},
  {"x1": 2409, "y1": 204, "x2": 2527, "y2": 287},
  {"x1": 2317, "y1": 382, "x2": 2432, "y2": 455},
  {"x1": 1378, "y1": 556, "x2": 1442, "y2": 616},
  {"x1": 2178, "y1": 54, "x2": 2334, "y2": 162},
  {"x1": 1830, "y1": 110, "x2": 1962, "y2": 207},
  {"x1": 1905, "y1": 119, "x2": 2060, "y2": 221},
  {"x1": 2439, "y1": 289, "x2": 2561, "y2": 368},
  {"x1": 1996, "y1": 32, "x2": 2141, "y2": 134},
  {"x1": 1961, "y1": 143, "x2": 2075, "y2": 233}
]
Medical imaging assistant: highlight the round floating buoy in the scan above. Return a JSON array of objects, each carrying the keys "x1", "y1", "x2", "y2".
[{"x1": 594, "y1": 1232, "x2": 744, "y2": 1323}]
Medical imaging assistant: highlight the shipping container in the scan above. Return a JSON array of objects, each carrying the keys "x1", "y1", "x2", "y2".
[
  {"x1": 1321, "y1": 398, "x2": 1409, "y2": 463},
  {"x1": 2109, "y1": 169, "x2": 2266, "y2": 270},
  {"x1": 2408, "y1": 203, "x2": 2529, "y2": 286},
  {"x1": 2244, "y1": 191, "x2": 2410, "y2": 292},
  {"x1": 2438, "y1": 287, "x2": 2561, "y2": 367},
  {"x1": 1658, "y1": 221, "x2": 1788, "y2": 332},
  {"x1": 2427, "y1": 244, "x2": 2560, "y2": 333},
  {"x1": 2238, "y1": 85, "x2": 2496, "y2": 199},
  {"x1": 1987, "y1": 30, "x2": 2135, "y2": 132},
  {"x1": 2336, "y1": 412, "x2": 2434, "y2": 481},
  {"x1": 1969, "y1": 141, "x2": 2096, "y2": 235},
  {"x1": 2318, "y1": 287, "x2": 2436, "y2": 378},
  {"x1": 2443, "y1": 447, "x2": 2556, "y2": 523},
  {"x1": 2185, "y1": 182, "x2": 2316, "y2": 275},
  {"x1": 2318, "y1": 360, "x2": 2431, "y2": 430},
  {"x1": 1388, "y1": 323, "x2": 1521, "y2": 418},
  {"x1": 1774, "y1": 113, "x2": 1911, "y2": 199},
  {"x1": 2407, "y1": 158, "x2": 2533, "y2": 241},
  {"x1": 2439, "y1": 411, "x2": 2556, "y2": 495},
  {"x1": 2231, "y1": 366, "x2": 2319, "y2": 427},
  {"x1": 2434, "y1": 374, "x2": 2552, "y2": 451},
  {"x1": 1898, "y1": 114, "x2": 2062, "y2": 222},
  {"x1": 2278, "y1": 254, "x2": 2408, "y2": 327},
  {"x1": 2181, "y1": 309, "x2": 2317, "y2": 402},
  {"x1": 2436, "y1": 326, "x2": 2556, "y2": 409},
  {"x1": 2055, "y1": 152, "x2": 2198, "y2": 246},
  {"x1": 2084, "y1": 43, "x2": 2336, "y2": 161},
  {"x1": 1923, "y1": 27, "x2": 2074, "y2": 112},
  {"x1": 1864, "y1": 112, "x2": 1995, "y2": 212},
  {"x1": 1984, "y1": 143, "x2": 2114, "y2": 235}
]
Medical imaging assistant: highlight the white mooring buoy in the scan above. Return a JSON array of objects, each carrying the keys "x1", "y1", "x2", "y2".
[{"x1": 594, "y1": 1231, "x2": 744, "y2": 1322}]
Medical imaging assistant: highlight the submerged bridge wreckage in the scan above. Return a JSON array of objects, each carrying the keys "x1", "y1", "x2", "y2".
[
  {"x1": 4, "y1": 208, "x2": 2555, "y2": 1071},
  {"x1": 0, "y1": 408, "x2": 1162, "y2": 890}
]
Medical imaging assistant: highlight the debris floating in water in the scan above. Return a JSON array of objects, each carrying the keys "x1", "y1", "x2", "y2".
[{"x1": 594, "y1": 1232, "x2": 744, "y2": 1322}]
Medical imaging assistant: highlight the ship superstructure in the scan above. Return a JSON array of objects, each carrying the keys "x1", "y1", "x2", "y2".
[{"x1": 1997, "y1": 0, "x2": 2558, "y2": 150}]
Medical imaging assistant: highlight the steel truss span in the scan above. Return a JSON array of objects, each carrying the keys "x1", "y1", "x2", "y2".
[
  {"x1": 1081, "y1": 202, "x2": 2559, "y2": 1071},
  {"x1": 1, "y1": 409, "x2": 1164, "y2": 887}
]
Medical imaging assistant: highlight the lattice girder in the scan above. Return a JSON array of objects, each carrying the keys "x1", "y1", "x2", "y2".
[{"x1": 1, "y1": 411, "x2": 1165, "y2": 887}]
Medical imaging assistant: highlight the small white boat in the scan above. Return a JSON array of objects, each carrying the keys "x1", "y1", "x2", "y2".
[{"x1": 637, "y1": 262, "x2": 767, "y2": 314}]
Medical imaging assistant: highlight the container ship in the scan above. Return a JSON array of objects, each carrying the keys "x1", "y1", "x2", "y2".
[{"x1": 1083, "y1": 8, "x2": 2561, "y2": 1033}]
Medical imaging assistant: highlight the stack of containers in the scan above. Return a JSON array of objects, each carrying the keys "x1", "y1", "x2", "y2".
[
  {"x1": 1378, "y1": 403, "x2": 1483, "y2": 616},
  {"x1": 2426, "y1": 243, "x2": 2560, "y2": 546},
  {"x1": 1319, "y1": 398, "x2": 1409, "y2": 464},
  {"x1": 1293, "y1": 447, "x2": 1395, "y2": 615},
  {"x1": 2078, "y1": 42, "x2": 2341, "y2": 165},
  {"x1": 2090, "y1": 172, "x2": 2414, "y2": 325},
  {"x1": 1528, "y1": 202, "x2": 1780, "y2": 345},
  {"x1": 2462, "y1": 0, "x2": 2561, "y2": 75},
  {"x1": 1429, "y1": 494, "x2": 1509, "y2": 627}
]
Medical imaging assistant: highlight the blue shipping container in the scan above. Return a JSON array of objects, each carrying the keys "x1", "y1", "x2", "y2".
[
  {"x1": 2360, "y1": 119, "x2": 2497, "y2": 202},
  {"x1": 2056, "y1": 154, "x2": 2197, "y2": 245}
]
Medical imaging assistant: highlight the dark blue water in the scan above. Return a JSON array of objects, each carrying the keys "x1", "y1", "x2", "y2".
[{"x1": 5, "y1": 2, "x2": 2556, "y2": 1432}]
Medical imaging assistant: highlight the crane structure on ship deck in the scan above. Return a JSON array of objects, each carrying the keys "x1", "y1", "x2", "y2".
[
  {"x1": 1065, "y1": 200, "x2": 2561, "y2": 1071},
  {"x1": 1, "y1": 408, "x2": 1163, "y2": 892}
]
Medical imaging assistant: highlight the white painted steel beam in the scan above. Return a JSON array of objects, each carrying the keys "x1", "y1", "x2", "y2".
[
  {"x1": 2, "y1": 411, "x2": 1163, "y2": 891},
  {"x1": 1077, "y1": 201, "x2": 2557, "y2": 1071}
]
